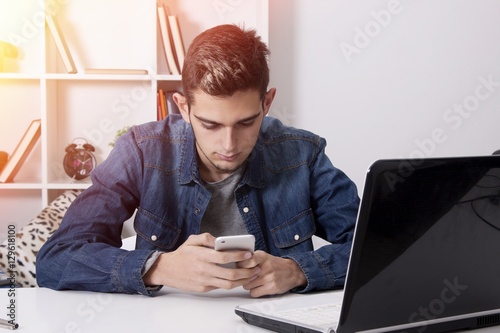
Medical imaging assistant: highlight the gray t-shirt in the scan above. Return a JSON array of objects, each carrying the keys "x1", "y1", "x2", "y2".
[{"x1": 200, "y1": 165, "x2": 248, "y2": 236}]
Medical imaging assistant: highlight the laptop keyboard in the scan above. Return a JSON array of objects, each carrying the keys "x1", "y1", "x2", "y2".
[{"x1": 273, "y1": 303, "x2": 341, "y2": 327}]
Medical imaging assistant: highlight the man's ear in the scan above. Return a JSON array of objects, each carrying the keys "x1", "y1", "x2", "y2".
[
  {"x1": 173, "y1": 92, "x2": 191, "y2": 123},
  {"x1": 262, "y1": 88, "x2": 276, "y2": 116}
]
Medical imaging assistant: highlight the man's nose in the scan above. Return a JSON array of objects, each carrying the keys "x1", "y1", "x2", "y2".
[{"x1": 221, "y1": 127, "x2": 237, "y2": 151}]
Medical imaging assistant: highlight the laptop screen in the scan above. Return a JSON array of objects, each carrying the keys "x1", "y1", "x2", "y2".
[{"x1": 338, "y1": 156, "x2": 500, "y2": 333}]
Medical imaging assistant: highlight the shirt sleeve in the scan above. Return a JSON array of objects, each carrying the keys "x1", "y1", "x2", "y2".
[
  {"x1": 286, "y1": 138, "x2": 359, "y2": 292},
  {"x1": 36, "y1": 130, "x2": 159, "y2": 296}
]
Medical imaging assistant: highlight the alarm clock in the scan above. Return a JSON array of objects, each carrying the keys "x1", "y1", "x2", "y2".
[{"x1": 63, "y1": 138, "x2": 96, "y2": 180}]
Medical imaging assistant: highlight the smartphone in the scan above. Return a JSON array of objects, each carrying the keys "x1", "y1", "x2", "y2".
[{"x1": 214, "y1": 234, "x2": 255, "y2": 253}]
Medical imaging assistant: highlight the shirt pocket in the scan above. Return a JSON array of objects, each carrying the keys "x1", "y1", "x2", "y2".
[
  {"x1": 134, "y1": 207, "x2": 181, "y2": 251},
  {"x1": 271, "y1": 209, "x2": 315, "y2": 252}
]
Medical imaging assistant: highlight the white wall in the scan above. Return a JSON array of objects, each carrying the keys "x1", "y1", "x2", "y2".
[{"x1": 268, "y1": 0, "x2": 500, "y2": 193}]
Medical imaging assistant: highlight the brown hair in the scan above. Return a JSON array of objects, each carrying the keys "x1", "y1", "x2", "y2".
[{"x1": 181, "y1": 24, "x2": 270, "y2": 108}]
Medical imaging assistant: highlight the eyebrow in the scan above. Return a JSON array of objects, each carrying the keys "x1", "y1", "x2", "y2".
[{"x1": 193, "y1": 111, "x2": 262, "y2": 125}]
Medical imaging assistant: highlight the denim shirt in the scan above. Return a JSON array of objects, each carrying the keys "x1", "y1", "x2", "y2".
[{"x1": 37, "y1": 115, "x2": 359, "y2": 296}]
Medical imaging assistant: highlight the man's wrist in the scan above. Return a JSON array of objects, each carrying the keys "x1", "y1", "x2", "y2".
[
  {"x1": 287, "y1": 258, "x2": 307, "y2": 289},
  {"x1": 142, "y1": 251, "x2": 163, "y2": 286}
]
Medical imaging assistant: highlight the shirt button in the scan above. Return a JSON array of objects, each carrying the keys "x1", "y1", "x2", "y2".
[
  {"x1": 243, "y1": 207, "x2": 250, "y2": 213},
  {"x1": 195, "y1": 208, "x2": 200, "y2": 214},
  {"x1": 294, "y1": 234, "x2": 300, "y2": 241},
  {"x1": 151, "y1": 235, "x2": 158, "y2": 242}
]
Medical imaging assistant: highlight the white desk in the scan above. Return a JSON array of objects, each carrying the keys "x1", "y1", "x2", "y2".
[
  {"x1": 0, "y1": 287, "x2": 498, "y2": 333},
  {"x1": 0, "y1": 287, "x2": 269, "y2": 333}
]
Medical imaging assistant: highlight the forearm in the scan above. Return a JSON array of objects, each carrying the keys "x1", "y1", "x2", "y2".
[
  {"x1": 37, "y1": 237, "x2": 158, "y2": 295},
  {"x1": 285, "y1": 241, "x2": 352, "y2": 293}
]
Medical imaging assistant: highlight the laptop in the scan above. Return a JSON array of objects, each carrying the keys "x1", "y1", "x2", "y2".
[{"x1": 235, "y1": 155, "x2": 500, "y2": 333}]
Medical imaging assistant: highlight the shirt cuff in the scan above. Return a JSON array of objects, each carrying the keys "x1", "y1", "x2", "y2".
[{"x1": 141, "y1": 251, "x2": 163, "y2": 292}]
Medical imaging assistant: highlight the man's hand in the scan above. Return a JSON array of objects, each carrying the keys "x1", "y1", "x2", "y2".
[
  {"x1": 238, "y1": 251, "x2": 307, "y2": 298},
  {"x1": 143, "y1": 233, "x2": 260, "y2": 292}
]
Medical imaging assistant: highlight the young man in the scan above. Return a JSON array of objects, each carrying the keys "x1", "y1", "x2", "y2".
[{"x1": 37, "y1": 25, "x2": 359, "y2": 297}]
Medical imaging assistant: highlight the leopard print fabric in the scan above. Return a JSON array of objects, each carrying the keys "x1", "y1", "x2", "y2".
[{"x1": 0, "y1": 189, "x2": 83, "y2": 287}]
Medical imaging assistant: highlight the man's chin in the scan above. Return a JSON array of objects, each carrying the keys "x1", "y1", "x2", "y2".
[{"x1": 214, "y1": 162, "x2": 241, "y2": 174}]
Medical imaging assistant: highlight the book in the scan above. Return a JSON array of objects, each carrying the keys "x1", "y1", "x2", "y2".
[
  {"x1": 158, "y1": 88, "x2": 167, "y2": 120},
  {"x1": 84, "y1": 68, "x2": 148, "y2": 75},
  {"x1": 157, "y1": 92, "x2": 162, "y2": 120},
  {"x1": 0, "y1": 119, "x2": 42, "y2": 183},
  {"x1": 157, "y1": 4, "x2": 180, "y2": 75},
  {"x1": 157, "y1": 90, "x2": 180, "y2": 120},
  {"x1": 45, "y1": 15, "x2": 77, "y2": 74},
  {"x1": 167, "y1": 14, "x2": 185, "y2": 72},
  {"x1": 0, "y1": 151, "x2": 7, "y2": 173}
]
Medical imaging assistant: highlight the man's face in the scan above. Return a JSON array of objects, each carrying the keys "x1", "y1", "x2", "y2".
[{"x1": 177, "y1": 88, "x2": 275, "y2": 182}]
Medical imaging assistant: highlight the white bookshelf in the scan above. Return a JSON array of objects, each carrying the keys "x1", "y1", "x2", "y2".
[{"x1": 0, "y1": 0, "x2": 269, "y2": 236}]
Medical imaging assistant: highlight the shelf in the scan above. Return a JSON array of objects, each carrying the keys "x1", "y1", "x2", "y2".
[
  {"x1": 46, "y1": 181, "x2": 91, "y2": 190},
  {"x1": 43, "y1": 73, "x2": 155, "y2": 81},
  {"x1": 0, "y1": 73, "x2": 42, "y2": 80},
  {"x1": 156, "y1": 74, "x2": 182, "y2": 81},
  {"x1": 0, "y1": 182, "x2": 43, "y2": 190}
]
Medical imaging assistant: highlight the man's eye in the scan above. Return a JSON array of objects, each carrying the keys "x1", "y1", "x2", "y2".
[
  {"x1": 201, "y1": 123, "x2": 218, "y2": 130},
  {"x1": 239, "y1": 121, "x2": 254, "y2": 128}
]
